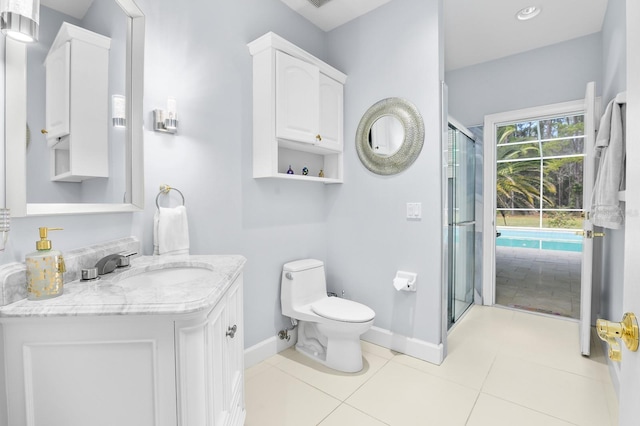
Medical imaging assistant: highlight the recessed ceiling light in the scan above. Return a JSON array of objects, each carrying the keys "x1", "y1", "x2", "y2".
[{"x1": 516, "y1": 6, "x2": 541, "y2": 21}]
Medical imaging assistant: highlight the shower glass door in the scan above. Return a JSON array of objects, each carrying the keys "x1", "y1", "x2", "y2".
[{"x1": 448, "y1": 123, "x2": 476, "y2": 328}]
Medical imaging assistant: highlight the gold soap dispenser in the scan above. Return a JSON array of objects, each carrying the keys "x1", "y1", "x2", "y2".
[{"x1": 26, "y1": 227, "x2": 66, "y2": 300}]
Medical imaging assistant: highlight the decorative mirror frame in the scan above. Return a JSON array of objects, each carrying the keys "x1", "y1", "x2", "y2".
[
  {"x1": 355, "y1": 97, "x2": 425, "y2": 175},
  {"x1": 5, "y1": 0, "x2": 145, "y2": 217}
]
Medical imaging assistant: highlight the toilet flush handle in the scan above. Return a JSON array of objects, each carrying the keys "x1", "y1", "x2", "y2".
[{"x1": 285, "y1": 272, "x2": 293, "y2": 280}]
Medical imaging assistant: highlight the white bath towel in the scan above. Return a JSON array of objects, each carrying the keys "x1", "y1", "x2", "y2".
[
  {"x1": 153, "y1": 206, "x2": 190, "y2": 255},
  {"x1": 591, "y1": 99, "x2": 625, "y2": 229}
]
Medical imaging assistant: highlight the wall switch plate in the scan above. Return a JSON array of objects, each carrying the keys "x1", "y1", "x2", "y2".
[{"x1": 406, "y1": 202, "x2": 422, "y2": 219}]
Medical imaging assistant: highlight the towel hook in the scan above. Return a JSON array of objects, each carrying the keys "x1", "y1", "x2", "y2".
[{"x1": 155, "y1": 184, "x2": 185, "y2": 209}]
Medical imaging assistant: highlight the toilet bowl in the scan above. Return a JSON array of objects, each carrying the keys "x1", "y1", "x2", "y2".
[{"x1": 281, "y1": 259, "x2": 375, "y2": 373}]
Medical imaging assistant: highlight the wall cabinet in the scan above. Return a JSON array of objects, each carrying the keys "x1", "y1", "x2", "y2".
[
  {"x1": 249, "y1": 32, "x2": 347, "y2": 183},
  {"x1": 45, "y1": 22, "x2": 111, "y2": 182},
  {"x1": 1, "y1": 275, "x2": 245, "y2": 426}
]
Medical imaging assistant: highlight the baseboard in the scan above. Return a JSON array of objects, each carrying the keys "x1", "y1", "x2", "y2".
[
  {"x1": 362, "y1": 326, "x2": 444, "y2": 365},
  {"x1": 244, "y1": 326, "x2": 443, "y2": 368},
  {"x1": 244, "y1": 329, "x2": 297, "y2": 369}
]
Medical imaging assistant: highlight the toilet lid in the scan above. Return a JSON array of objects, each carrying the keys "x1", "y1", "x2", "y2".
[{"x1": 311, "y1": 297, "x2": 375, "y2": 323}]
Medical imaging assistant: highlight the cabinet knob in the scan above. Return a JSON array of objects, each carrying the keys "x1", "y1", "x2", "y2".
[
  {"x1": 226, "y1": 324, "x2": 238, "y2": 338},
  {"x1": 41, "y1": 129, "x2": 48, "y2": 134},
  {"x1": 315, "y1": 134, "x2": 322, "y2": 142}
]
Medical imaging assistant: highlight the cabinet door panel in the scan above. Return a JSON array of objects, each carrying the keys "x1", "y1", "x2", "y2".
[
  {"x1": 45, "y1": 42, "x2": 70, "y2": 141},
  {"x1": 225, "y1": 279, "x2": 244, "y2": 413},
  {"x1": 319, "y1": 74, "x2": 343, "y2": 152},
  {"x1": 275, "y1": 51, "x2": 319, "y2": 143},
  {"x1": 207, "y1": 302, "x2": 228, "y2": 426}
]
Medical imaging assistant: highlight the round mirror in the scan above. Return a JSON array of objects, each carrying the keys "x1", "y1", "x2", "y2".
[
  {"x1": 356, "y1": 97, "x2": 424, "y2": 175},
  {"x1": 368, "y1": 115, "x2": 405, "y2": 157}
]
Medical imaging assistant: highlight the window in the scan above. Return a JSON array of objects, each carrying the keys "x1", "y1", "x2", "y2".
[{"x1": 496, "y1": 114, "x2": 584, "y2": 229}]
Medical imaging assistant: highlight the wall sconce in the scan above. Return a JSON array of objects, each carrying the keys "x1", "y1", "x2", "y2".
[
  {"x1": 153, "y1": 97, "x2": 178, "y2": 134},
  {"x1": 0, "y1": 0, "x2": 40, "y2": 43},
  {"x1": 0, "y1": 208, "x2": 10, "y2": 252},
  {"x1": 112, "y1": 95, "x2": 126, "y2": 128}
]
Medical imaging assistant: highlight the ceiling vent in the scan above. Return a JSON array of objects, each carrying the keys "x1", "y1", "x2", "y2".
[{"x1": 307, "y1": 0, "x2": 333, "y2": 8}]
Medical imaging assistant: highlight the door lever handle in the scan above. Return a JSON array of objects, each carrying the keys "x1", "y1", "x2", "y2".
[{"x1": 596, "y1": 312, "x2": 639, "y2": 361}]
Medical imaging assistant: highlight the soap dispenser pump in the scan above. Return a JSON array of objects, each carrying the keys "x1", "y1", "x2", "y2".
[{"x1": 26, "y1": 227, "x2": 66, "y2": 300}]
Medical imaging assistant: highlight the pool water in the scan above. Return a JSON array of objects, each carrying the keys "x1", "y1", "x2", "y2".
[{"x1": 496, "y1": 229, "x2": 583, "y2": 253}]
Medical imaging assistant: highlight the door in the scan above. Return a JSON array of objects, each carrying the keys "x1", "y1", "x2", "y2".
[
  {"x1": 447, "y1": 122, "x2": 476, "y2": 328},
  {"x1": 275, "y1": 51, "x2": 319, "y2": 144},
  {"x1": 579, "y1": 82, "x2": 596, "y2": 355},
  {"x1": 619, "y1": 1, "x2": 640, "y2": 422},
  {"x1": 318, "y1": 73, "x2": 343, "y2": 152}
]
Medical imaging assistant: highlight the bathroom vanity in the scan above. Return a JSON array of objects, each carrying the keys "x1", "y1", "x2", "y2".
[{"x1": 0, "y1": 255, "x2": 246, "y2": 426}]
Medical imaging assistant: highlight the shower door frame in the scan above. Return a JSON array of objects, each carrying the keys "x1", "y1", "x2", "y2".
[{"x1": 447, "y1": 117, "x2": 476, "y2": 329}]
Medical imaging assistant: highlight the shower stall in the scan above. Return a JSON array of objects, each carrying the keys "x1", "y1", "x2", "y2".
[{"x1": 447, "y1": 119, "x2": 476, "y2": 328}]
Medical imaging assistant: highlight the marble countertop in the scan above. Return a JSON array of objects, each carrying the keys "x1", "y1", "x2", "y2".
[{"x1": 0, "y1": 255, "x2": 246, "y2": 318}]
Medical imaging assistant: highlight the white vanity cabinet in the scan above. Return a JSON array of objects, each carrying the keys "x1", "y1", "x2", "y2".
[
  {"x1": 249, "y1": 32, "x2": 347, "y2": 183},
  {"x1": 0, "y1": 271, "x2": 245, "y2": 426},
  {"x1": 44, "y1": 22, "x2": 111, "y2": 182},
  {"x1": 175, "y1": 277, "x2": 245, "y2": 426}
]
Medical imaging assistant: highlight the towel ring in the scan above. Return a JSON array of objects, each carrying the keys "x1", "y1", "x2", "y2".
[{"x1": 155, "y1": 184, "x2": 185, "y2": 209}]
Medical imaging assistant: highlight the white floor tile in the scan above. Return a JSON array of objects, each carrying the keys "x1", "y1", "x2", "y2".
[
  {"x1": 393, "y1": 330, "x2": 497, "y2": 390},
  {"x1": 271, "y1": 347, "x2": 390, "y2": 401},
  {"x1": 245, "y1": 365, "x2": 340, "y2": 426},
  {"x1": 244, "y1": 360, "x2": 273, "y2": 381},
  {"x1": 483, "y1": 354, "x2": 613, "y2": 426},
  {"x1": 244, "y1": 306, "x2": 618, "y2": 425},
  {"x1": 346, "y1": 361, "x2": 478, "y2": 426},
  {"x1": 501, "y1": 311, "x2": 609, "y2": 381},
  {"x1": 467, "y1": 394, "x2": 575, "y2": 426},
  {"x1": 318, "y1": 404, "x2": 388, "y2": 426},
  {"x1": 361, "y1": 340, "x2": 396, "y2": 360}
]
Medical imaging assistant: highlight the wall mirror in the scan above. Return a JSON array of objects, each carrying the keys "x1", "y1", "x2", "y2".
[
  {"x1": 5, "y1": 0, "x2": 145, "y2": 216},
  {"x1": 356, "y1": 97, "x2": 424, "y2": 175}
]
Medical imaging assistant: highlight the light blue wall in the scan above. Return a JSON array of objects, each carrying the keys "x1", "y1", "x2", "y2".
[
  {"x1": 446, "y1": 33, "x2": 603, "y2": 127},
  {"x1": 3, "y1": 0, "x2": 445, "y2": 351},
  {"x1": 325, "y1": 0, "x2": 444, "y2": 343},
  {"x1": 599, "y1": 0, "x2": 626, "y2": 328}
]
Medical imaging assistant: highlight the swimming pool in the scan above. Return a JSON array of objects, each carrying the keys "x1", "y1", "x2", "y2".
[{"x1": 496, "y1": 229, "x2": 583, "y2": 252}]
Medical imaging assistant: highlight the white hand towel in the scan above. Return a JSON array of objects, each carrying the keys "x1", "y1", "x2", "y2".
[
  {"x1": 153, "y1": 206, "x2": 190, "y2": 256},
  {"x1": 591, "y1": 99, "x2": 625, "y2": 229}
]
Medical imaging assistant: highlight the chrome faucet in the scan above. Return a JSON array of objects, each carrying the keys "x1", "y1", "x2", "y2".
[{"x1": 94, "y1": 251, "x2": 137, "y2": 275}]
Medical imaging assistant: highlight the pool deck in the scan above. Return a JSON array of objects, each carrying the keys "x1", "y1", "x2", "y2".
[{"x1": 495, "y1": 245, "x2": 581, "y2": 319}]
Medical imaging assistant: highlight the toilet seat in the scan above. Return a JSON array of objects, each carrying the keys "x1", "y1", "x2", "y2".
[{"x1": 311, "y1": 297, "x2": 375, "y2": 323}]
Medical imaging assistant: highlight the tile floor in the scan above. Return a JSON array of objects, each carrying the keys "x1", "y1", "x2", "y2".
[
  {"x1": 495, "y1": 246, "x2": 581, "y2": 318},
  {"x1": 245, "y1": 305, "x2": 618, "y2": 426}
]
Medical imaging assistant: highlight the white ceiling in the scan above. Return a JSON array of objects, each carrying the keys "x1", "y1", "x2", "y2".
[
  {"x1": 41, "y1": 0, "x2": 95, "y2": 20},
  {"x1": 279, "y1": 0, "x2": 393, "y2": 32},
  {"x1": 280, "y1": 0, "x2": 609, "y2": 71}
]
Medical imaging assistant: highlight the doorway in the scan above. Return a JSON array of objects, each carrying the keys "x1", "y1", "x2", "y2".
[{"x1": 482, "y1": 98, "x2": 593, "y2": 319}]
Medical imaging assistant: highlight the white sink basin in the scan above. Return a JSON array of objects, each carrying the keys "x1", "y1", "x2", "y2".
[{"x1": 115, "y1": 267, "x2": 213, "y2": 286}]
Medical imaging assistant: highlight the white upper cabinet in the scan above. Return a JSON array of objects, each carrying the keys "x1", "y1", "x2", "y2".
[
  {"x1": 44, "y1": 23, "x2": 111, "y2": 182},
  {"x1": 45, "y1": 42, "x2": 71, "y2": 140},
  {"x1": 249, "y1": 32, "x2": 347, "y2": 183}
]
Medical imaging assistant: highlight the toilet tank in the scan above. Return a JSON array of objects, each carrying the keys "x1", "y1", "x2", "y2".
[{"x1": 281, "y1": 259, "x2": 327, "y2": 316}]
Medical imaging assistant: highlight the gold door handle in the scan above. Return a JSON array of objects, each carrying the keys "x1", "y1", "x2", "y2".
[
  {"x1": 315, "y1": 134, "x2": 322, "y2": 142},
  {"x1": 596, "y1": 312, "x2": 639, "y2": 361},
  {"x1": 575, "y1": 230, "x2": 605, "y2": 238}
]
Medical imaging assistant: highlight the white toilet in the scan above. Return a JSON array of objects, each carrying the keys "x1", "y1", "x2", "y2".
[{"x1": 281, "y1": 259, "x2": 375, "y2": 373}]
